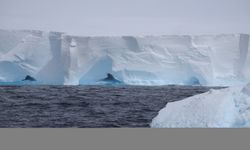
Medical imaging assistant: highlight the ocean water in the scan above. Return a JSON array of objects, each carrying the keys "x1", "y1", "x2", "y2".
[{"x1": 0, "y1": 85, "x2": 223, "y2": 128}]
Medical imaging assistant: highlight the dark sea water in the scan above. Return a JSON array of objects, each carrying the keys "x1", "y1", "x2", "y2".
[{"x1": 0, "y1": 85, "x2": 223, "y2": 128}]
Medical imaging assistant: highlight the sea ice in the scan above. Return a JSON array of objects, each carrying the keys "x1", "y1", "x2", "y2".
[{"x1": 151, "y1": 83, "x2": 250, "y2": 128}]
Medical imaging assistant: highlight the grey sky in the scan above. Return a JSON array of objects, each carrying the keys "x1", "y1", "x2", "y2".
[{"x1": 0, "y1": 0, "x2": 250, "y2": 35}]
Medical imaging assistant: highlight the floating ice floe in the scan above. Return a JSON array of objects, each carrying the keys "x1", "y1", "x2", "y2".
[{"x1": 151, "y1": 83, "x2": 250, "y2": 128}]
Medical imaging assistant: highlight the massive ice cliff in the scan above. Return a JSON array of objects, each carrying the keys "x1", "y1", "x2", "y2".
[{"x1": 0, "y1": 29, "x2": 249, "y2": 85}]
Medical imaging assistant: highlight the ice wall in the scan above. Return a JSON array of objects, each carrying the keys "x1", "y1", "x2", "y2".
[{"x1": 0, "y1": 29, "x2": 249, "y2": 85}]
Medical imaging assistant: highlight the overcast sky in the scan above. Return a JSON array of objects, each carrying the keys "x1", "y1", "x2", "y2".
[{"x1": 0, "y1": 0, "x2": 250, "y2": 35}]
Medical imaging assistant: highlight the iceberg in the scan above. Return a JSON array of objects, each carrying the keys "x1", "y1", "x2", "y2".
[
  {"x1": 0, "y1": 29, "x2": 249, "y2": 85},
  {"x1": 150, "y1": 83, "x2": 250, "y2": 128}
]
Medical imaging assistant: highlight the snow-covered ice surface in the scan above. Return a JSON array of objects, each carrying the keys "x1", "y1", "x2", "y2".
[
  {"x1": 151, "y1": 83, "x2": 250, "y2": 128},
  {"x1": 0, "y1": 29, "x2": 249, "y2": 85}
]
